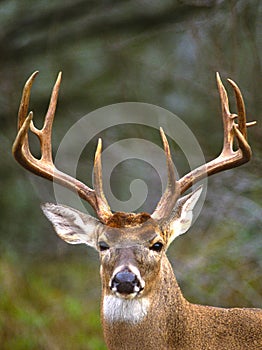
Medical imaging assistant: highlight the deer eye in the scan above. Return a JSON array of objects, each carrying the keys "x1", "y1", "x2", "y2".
[
  {"x1": 98, "y1": 241, "x2": 110, "y2": 251},
  {"x1": 150, "y1": 242, "x2": 163, "y2": 252}
]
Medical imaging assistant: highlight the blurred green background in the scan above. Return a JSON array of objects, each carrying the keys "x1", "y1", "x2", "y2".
[{"x1": 0, "y1": 1, "x2": 261, "y2": 349}]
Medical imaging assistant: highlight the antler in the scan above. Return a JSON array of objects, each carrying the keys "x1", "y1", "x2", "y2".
[
  {"x1": 12, "y1": 71, "x2": 112, "y2": 224},
  {"x1": 152, "y1": 73, "x2": 256, "y2": 221},
  {"x1": 13, "y1": 71, "x2": 255, "y2": 224}
]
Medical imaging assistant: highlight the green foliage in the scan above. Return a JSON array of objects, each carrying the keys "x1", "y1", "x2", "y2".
[{"x1": 0, "y1": 253, "x2": 106, "y2": 350}]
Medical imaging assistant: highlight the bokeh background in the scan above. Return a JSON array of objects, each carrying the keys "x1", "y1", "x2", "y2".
[{"x1": 0, "y1": 1, "x2": 261, "y2": 349}]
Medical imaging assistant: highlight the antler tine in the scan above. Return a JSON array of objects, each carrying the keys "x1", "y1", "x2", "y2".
[
  {"x1": 12, "y1": 72, "x2": 111, "y2": 224},
  {"x1": 151, "y1": 128, "x2": 180, "y2": 221},
  {"x1": 93, "y1": 139, "x2": 112, "y2": 221},
  {"x1": 32, "y1": 71, "x2": 62, "y2": 163},
  {"x1": 227, "y1": 77, "x2": 247, "y2": 139},
  {"x1": 17, "y1": 71, "x2": 39, "y2": 129},
  {"x1": 216, "y1": 72, "x2": 234, "y2": 155},
  {"x1": 176, "y1": 73, "x2": 255, "y2": 196},
  {"x1": 13, "y1": 72, "x2": 39, "y2": 166},
  {"x1": 227, "y1": 78, "x2": 256, "y2": 139}
]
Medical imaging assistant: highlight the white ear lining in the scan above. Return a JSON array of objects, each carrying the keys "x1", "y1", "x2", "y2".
[
  {"x1": 165, "y1": 186, "x2": 203, "y2": 245},
  {"x1": 181, "y1": 186, "x2": 203, "y2": 213},
  {"x1": 41, "y1": 203, "x2": 103, "y2": 248}
]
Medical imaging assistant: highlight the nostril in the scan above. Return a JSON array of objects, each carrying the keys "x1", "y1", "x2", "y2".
[{"x1": 111, "y1": 269, "x2": 141, "y2": 295}]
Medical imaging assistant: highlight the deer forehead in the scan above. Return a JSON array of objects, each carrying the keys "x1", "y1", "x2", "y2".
[{"x1": 99, "y1": 217, "x2": 164, "y2": 246}]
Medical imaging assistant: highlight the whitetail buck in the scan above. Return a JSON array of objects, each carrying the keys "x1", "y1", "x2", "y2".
[{"x1": 13, "y1": 71, "x2": 261, "y2": 350}]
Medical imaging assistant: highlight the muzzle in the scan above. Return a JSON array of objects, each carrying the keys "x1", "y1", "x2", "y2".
[{"x1": 110, "y1": 266, "x2": 144, "y2": 297}]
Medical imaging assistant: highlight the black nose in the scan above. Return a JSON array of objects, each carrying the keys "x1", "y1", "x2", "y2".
[{"x1": 111, "y1": 269, "x2": 141, "y2": 295}]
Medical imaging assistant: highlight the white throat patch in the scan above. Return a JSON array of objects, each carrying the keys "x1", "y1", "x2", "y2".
[{"x1": 103, "y1": 295, "x2": 150, "y2": 324}]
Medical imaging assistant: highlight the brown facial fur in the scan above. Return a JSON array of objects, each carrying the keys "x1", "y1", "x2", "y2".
[
  {"x1": 98, "y1": 219, "x2": 165, "y2": 299},
  {"x1": 105, "y1": 211, "x2": 152, "y2": 228}
]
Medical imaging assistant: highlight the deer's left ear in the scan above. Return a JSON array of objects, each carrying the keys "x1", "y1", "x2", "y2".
[{"x1": 163, "y1": 186, "x2": 203, "y2": 247}]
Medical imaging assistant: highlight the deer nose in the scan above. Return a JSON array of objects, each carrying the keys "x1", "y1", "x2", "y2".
[{"x1": 111, "y1": 268, "x2": 142, "y2": 295}]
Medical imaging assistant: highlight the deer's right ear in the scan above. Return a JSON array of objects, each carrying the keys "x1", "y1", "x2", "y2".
[{"x1": 41, "y1": 203, "x2": 104, "y2": 249}]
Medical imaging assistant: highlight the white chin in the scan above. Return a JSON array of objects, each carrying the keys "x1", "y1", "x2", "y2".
[
  {"x1": 103, "y1": 295, "x2": 150, "y2": 324},
  {"x1": 114, "y1": 291, "x2": 139, "y2": 300}
]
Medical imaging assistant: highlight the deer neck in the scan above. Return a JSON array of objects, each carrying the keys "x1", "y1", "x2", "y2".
[{"x1": 101, "y1": 254, "x2": 188, "y2": 349}]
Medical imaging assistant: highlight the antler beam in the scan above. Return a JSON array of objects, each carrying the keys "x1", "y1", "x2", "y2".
[
  {"x1": 12, "y1": 72, "x2": 112, "y2": 224},
  {"x1": 152, "y1": 73, "x2": 256, "y2": 221},
  {"x1": 178, "y1": 73, "x2": 255, "y2": 193}
]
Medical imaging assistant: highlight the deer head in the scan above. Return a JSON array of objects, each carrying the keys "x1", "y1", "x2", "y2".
[{"x1": 13, "y1": 71, "x2": 255, "y2": 304}]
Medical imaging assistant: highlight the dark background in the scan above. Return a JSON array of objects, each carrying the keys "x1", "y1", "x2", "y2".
[{"x1": 0, "y1": 1, "x2": 261, "y2": 349}]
